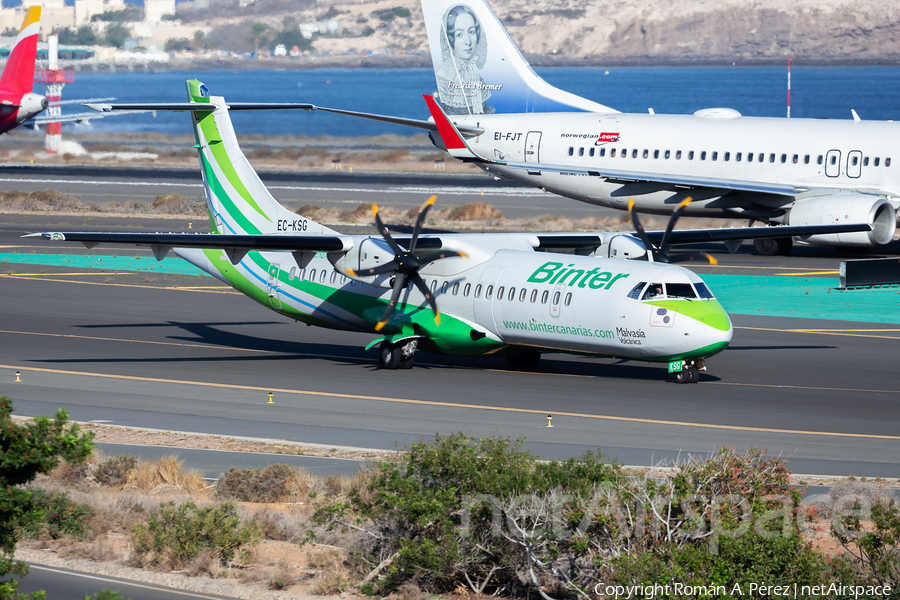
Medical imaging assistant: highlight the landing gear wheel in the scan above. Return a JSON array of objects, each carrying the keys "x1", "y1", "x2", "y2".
[
  {"x1": 688, "y1": 366, "x2": 700, "y2": 383},
  {"x1": 399, "y1": 355, "x2": 415, "y2": 369},
  {"x1": 506, "y1": 350, "x2": 541, "y2": 369},
  {"x1": 378, "y1": 341, "x2": 401, "y2": 370},
  {"x1": 754, "y1": 237, "x2": 792, "y2": 256},
  {"x1": 674, "y1": 367, "x2": 696, "y2": 384}
]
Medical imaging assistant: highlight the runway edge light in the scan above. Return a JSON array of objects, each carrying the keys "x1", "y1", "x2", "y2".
[
  {"x1": 16, "y1": 370, "x2": 20, "y2": 382},
  {"x1": 546, "y1": 414, "x2": 553, "y2": 428},
  {"x1": 267, "y1": 392, "x2": 274, "y2": 404}
]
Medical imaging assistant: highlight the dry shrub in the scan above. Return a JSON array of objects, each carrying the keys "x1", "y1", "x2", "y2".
[
  {"x1": 95, "y1": 454, "x2": 137, "y2": 488},
  {"x1": 267, "y1": 558, "x2": 298, "y2": 590},
  {"x1": 216, "y1": 464, "x2": 309, "y2": 503},
  {"x1": 248, "y1": 146, "x2": 275, "y2": 159},
  {"x1": 47, "y1": 452, "x2": 100, "y2": 487},
  {"x1": 0, "y1": 189, "x2": 100, "y2": 213},
  {"x1": 186, "y1": 548, "x2": 219, "y2": 578},
  {"x1": 59, "y1": 537, "x2": 125, "y2": 563},
  {"x1": 389, "y1": 582, "x2": 427, "y2": 600},
  {"x1": 820, "y1": 481, "x2": 897, "y2": 518},
  {"x1": 447, "y1": 202, "x2": 503, "y2": 221},
  {"x1": 133, "y1": 455, "x2": 206, "y2": 494},
  {"x1": 307, "y1": 548, "x2": 349, "y2": 595},
  {"x1": 296, "y1": 204, "x2": 322, "y2": 219},
  {"x1": 379, "y1": 149, "x2": 413, "y2": 163},
  {"x1": 151, "y1": 193, "x2": 206, "y2": 216},
  {"x1": 339, "y1": 202, "x2": 376, "y2": 223}
]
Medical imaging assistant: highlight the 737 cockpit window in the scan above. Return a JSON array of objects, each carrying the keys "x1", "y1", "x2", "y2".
[
  {"x1": 627, "y1": 282, "x2": 647, "y2": 300},
  {"x1": 666, "y1": 283, "x2": 697, "y2": 299},
  {"x1": 642, "y1": 283, "x2": 664, "y2": 300},
  {"x1": 694, "y1": 282, "x2": 715, "y2": 299}
]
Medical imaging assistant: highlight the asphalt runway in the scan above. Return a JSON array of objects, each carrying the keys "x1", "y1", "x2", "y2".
[{"x1": 2, "y1": 220, "x2": 899, "y2": 479}]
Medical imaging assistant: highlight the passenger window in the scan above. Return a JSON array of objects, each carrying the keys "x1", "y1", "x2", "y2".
[
  {"x1": 453, "y1": 282, "x2": 460, "y2": 295},
  {"x1": 747, "y1": 152, "x2": 752, "y2": 163},
  {"x1": 758, "y1": 153, "x2": 764, "y2": 162},
  {"x1": 341, "y1": 275, "x2": 347, "y2": 285},
  {"x1": 736, "y1": 152, "x2": 741, "y2": 162},
  {"x1": 474, "y1": 284, "x2": 482, "y2": 298},
  {"x1": 431, "y1": 280, "x2": 437, "y2": 292},
  {"x1": 792, "y1": 154, "x2": 798, "y2": 164},
  {"x1": 330, "y1": 272, "x2": 337, "y2": 284},
  {"x1": 852, "y1": 156, "x2": 858, "y2": 166},
  {"x1": 627, "y1": 282, "x2": 647, "y2": 300},
  {"x1": 508, "y1": 287, "x2": 516, "y2": 301},
  {"x1": 351, "y1": 280, "x2": 357, "y2": 286},
  {"x1": 863, "y1": 156, "x2": 869, "y2": 166},
  {"x1": 497, "y1": 286, "x2": 504, "y2": 300},
  {"x1": 486, "y1": 284, "x2": 493, "y2": 299},
  {"x1": 541, "y1": 290, "x2": 549, "y2": 304},
  {"x1": 886, "y1": 158, "x2": 891, "y2": 167},
  {"x1": 688, "y1": 150, "x2": 694, "y2": 160},
  {"x1": 530, "y1": 290, "x2": 538, "y2": 303},
  {"x1": 589, "y1": 148, "x2": 595, "y2": 157},
  {"x1": 442, "y1": 281, "x2": 448, "y2": 294},
  {"x1": 552, "y1": 291, "x2": 560, "y2": 305},
  {"x1": 666, "y1": 283, "x2": 696, "y2": 299},
  {"x1": 518, "y1": 288, "x2": 525, "y2": 301},
  {"x1": 781, "y1": 153, "x2": 787, "y2": 163},
  {"x1": 724, "y1": 152, "x2": 730, "y2": 161},
  {"x1": 309, "y1": 269, "x2": 316, "y2": 281},
  {"x1": 817, "y1": 155, "x2": 824, "y2": 165},
  {"x1": 464, "y1": 283, "x2": 471, "y2": 296},
  {"x1": 830, "y1": 155, "x2": 837, "y2": 165},
  {"x1": 804, "y1": 154, "x2": 810, "y2": 164},
  {"x1": 621, "y1": 148, "x2": 627, "y2": 158},
  {"x1": 712, "y1": 151, "x2": 718, "y2": 161},
  {"x1": 632, "y1": 149, "x2": 638, "y2": 158},
  {"x1": 642, "y1": 283, "x2": 664, "y2": 300},
  {"x1": 875, "y1": 157, "x2": 880, "y2": 167},
  {"x1": 643, "y1": 149, "x2": 649, "y2": 158},
  {"x1": 320, "y1": 270, "x2": 327, "y2": 283},
  {"x1": 568, "y1": 147, "x2": 574, "y2": 156},
  {"x1": 564, "y1": 293, "x2": 572, "y2": 306},
  {"x1": 288, "y1": 267, "x2": 296, "y2": 280},
  {"x1": 599, "y1": 148, "x2": 606, "y2": 157},
  {"x1": 694, "y1": 282, "x2": 715, "y2": 299},
  {"x1": 665, "y1": 150, "x2": 671, "y2": 159},
  {"x1": 676, "y1": 150, "x2": 682, "y2": 159},
  {"x1": 578, "y1": 147, "x2": 584, "y2": 157},
  {"x1": 700, "y1": 151, "x2": 707, "y2": 160},
  {"x1": 653, "y1": 149, "x2": 659, "y2": 159},
  {"x1": 299, "y1": 269, "x2": 306, "y2": 281},
  {"x1": 611, "y1": 148, "x2": 617, "y2": 158}
]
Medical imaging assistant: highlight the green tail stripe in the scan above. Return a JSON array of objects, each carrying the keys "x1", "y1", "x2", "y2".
[{"x1": 200, "y1": 152, "x2": 260, "y2": 235}]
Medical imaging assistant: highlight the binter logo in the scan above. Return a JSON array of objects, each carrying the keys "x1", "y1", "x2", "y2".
[
  {"x1": 526, "y1": 261, "x2": 630, "y2": 290},
  {"x1": 595, "y1": 132, "x2": 620, "y2": 145}
]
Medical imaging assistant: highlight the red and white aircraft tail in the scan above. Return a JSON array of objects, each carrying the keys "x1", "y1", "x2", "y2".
[{"x1": 0, "y1": 6, "x2": 47, "y2": 134}]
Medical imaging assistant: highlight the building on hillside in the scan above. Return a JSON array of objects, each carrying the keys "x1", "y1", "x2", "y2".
[
  {"x1": 75, "y1": 0, "x2": 126, "y2": 26},
  {"x1": 15, "y1": 0, "x2": 75, "y2": 31},
  {"x1": 144, "y1": 0, "x2": 175, "y2": 24}
]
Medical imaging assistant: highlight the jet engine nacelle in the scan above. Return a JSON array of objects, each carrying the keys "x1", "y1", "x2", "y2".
[{"x1": 785, "y1": 194, "x2": 896, "y2": 247}]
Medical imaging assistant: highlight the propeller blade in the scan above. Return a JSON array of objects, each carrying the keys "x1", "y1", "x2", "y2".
[
  {"x1": 348, "y1": 260, "x2": 399, "y2": 278},
  {"x1": 375, "y1": 273, "x2": 407, "y2": 331},
  {"x1": 410, "y1": 273, "x2": 440, "y2": 325},
  {"x1": 373, "y1": 204, "x2": 405, "y2": 255},
  {"x1": 668, "y1": 251, "x2": 718, "y2": 265},
  {"x1": 408, "y1": 195, "x2": 436, "y2": 254},
  {"x1": 659, "y1": 196, "x2": 693, "y2": 252},
  {"x1": 628, "y1": 198, "x2": 655, "y2": 255},
  {"x1": 417, "y1": 250, "x2": 468, "y2": 268}
]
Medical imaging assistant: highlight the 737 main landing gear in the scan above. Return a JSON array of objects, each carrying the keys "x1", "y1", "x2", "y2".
[
  {"x1": 674, "y1": 359, "x2": 704, "y2": 384},
  {"x1": 378, "y1": 340, "x2": 417, "y2": 370}
]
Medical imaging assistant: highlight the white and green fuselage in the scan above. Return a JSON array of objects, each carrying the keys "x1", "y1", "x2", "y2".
[{"x1": 175, "y1": 80, "x2": 732, "y2": 366}]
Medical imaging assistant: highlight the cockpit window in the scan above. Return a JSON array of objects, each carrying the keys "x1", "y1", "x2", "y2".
[
  {"x1": 627, "y1": 282, "x2": 647, "y2": 300},
  {"x1": 198, "y1": 84, "x2": 210, "y2": 98},
  {"x1": 642, "y1": 283, "x2": 664, "y2": 300},
  {"x1": 666, "y1": 283, "x2": 697, "y2": 299},
  {"x1": 694, "y1": 282, "x2": 715, "y2": 299}
]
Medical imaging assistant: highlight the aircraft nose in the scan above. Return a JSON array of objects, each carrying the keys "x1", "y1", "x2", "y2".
[{"x1": 41, "y1": 98, "x2": 48, "y2": 109}]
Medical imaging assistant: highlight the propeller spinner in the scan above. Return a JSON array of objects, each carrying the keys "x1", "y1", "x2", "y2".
[
  {"x1": 628, "y1": 197, "x2": 717, "y2": 265},
  {"x1": 347, "y1": 196, "x2": 466, "y2": 331}
]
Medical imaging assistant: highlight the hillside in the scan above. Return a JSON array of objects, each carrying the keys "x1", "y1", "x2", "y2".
[{"x1": 186, "y1": 0, "x2": 900, "y2": 65}]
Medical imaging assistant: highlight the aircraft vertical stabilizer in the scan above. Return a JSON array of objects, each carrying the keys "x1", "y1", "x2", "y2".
[
  {"x1": 0, "y1": 6, "x2": 40, "y2": 96},
  {"x1": 421, "y1": 0, "x2": 617, "y2": 115},
  {"x1": 183, "y1": 80, "x2": 339, "y2": 237}
]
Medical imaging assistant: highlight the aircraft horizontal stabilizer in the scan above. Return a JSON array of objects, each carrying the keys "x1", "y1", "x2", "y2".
[
  {"x1": 31, "y1": 109, "x2": 152, "y2": 125},
  {"x1": 23, "y1": 232, "x2": 354, "y2": 252}
]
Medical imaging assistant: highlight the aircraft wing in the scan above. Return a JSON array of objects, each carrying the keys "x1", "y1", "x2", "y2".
[{"x1": 24, "y1": 232, "x2": 354, "y2": 252}]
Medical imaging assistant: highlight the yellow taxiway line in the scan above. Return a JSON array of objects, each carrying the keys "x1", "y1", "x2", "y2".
[
  {"x1": 0, "y1": 273, "x2": 236, "y2": 293},
  {"x1": 3, "y1": 364, "x2": 899, "y2": 441}
]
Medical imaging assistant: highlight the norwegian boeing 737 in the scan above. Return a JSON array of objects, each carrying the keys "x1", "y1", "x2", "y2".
[
  {"x1": 290, "y1": 0, "x2": 899, "y2": 256},
  {"x1": 40, "y1": 81, "x2": 868, "y2": 382}
]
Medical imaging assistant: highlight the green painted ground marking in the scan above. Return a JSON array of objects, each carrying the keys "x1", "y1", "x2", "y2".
[
  {"x1": 705, "y1": 274, "x2": 900, "y2": 324},
  {"x1": 5, "y1": 254, "x2": 900, "y2": 324},
  {"x1": 0, "y1": 253, "x2": 209, "y2": 276}
]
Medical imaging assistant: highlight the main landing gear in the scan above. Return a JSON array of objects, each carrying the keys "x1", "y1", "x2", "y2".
[
  {"x1": 674, "y1": 359, "x2": 704, "y2": 384},
  {"x1": 378, "y1": 340, "x2": 417, "y2": 370},
  {"x1": 753, "y1": 237, "x2": 793, "y2": 256}
]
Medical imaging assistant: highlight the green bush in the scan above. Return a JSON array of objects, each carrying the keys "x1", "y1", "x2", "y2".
[
  {"x1": 95, "y1": 455, "x2": 137, "y2": 487},
  {"x1": 132, "y1": 502, "x2": 260, "y2": 570},
  {"x1": 19, "y1": 488, "x2": 93, "y2": 541},
  {"x1": 216, "y1": 464, "x2": 297, "y2": 503}
]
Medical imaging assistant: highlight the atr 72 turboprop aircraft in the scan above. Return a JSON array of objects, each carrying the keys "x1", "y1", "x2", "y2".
[
  {"x1": 0, "y1": 7, "x2": 48, "y2": 134},
  {"x1": 38, "y1": 81, "x2": 868, "y2": 382},
  {"x1": 291, "y1": 0, "x2": 900, "y2": 256}
]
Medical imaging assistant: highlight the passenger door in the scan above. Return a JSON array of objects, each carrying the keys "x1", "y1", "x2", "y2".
[
  {"x1": 474, "y1": 266, "x2": 507, "y2": 334},
  {"x1": 267, "y1": 263, "x2": 282, "y2": 309},
  {"x1": 524, "y1": 131, "x2": 541, "y2": 163}
]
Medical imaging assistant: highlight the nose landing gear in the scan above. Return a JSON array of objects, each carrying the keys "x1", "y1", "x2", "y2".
[
  {"x1": 378, "y1": 340, "x2": 418, "y2": 370},
  {"x1": 674, "y1": 359, "x2": 704, "y2": 384}
]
